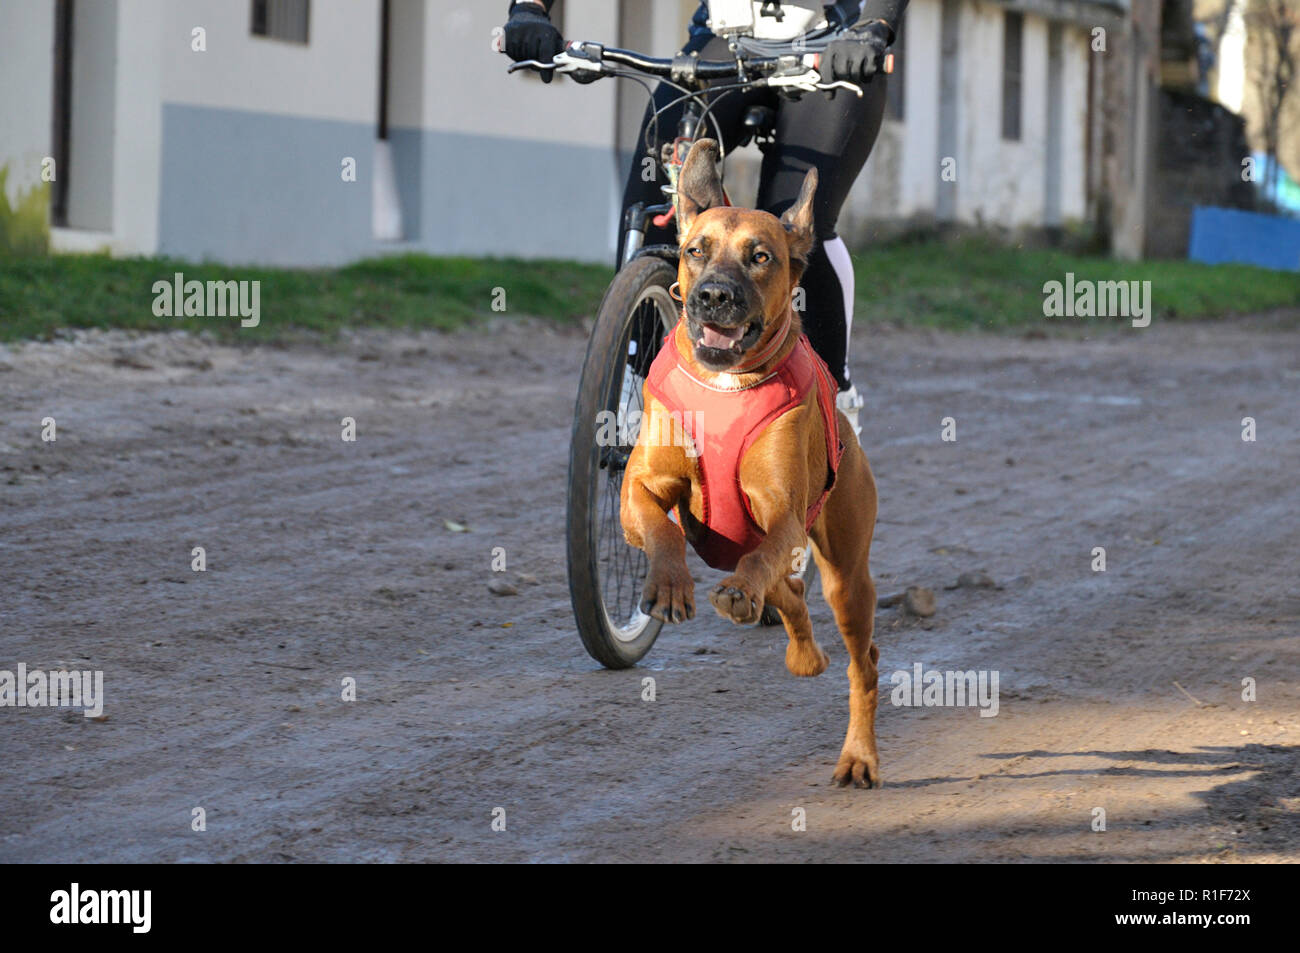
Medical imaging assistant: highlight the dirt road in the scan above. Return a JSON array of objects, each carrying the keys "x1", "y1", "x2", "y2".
[{"x1": 2, "y1": 317, "x2": 1297, "y2": 863}]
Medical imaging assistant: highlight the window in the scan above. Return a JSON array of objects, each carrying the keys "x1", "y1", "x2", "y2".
[
  {"x1": 251, "y1": 0, "x2": 310, "y2": 44},
  {"x1": 1001, "y1": 11, "x2": 1023, "y2": 141},
  {"x1": 885, "y1": 11, "x2": 906, "y2": 121}
]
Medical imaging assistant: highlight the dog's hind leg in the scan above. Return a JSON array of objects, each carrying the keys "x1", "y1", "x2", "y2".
[
  {"x1": 810, "y1": 442, "x2": 881, "y2": 788},
  {"x1": 765, "y1": 574, "x2": 829, "y2": 677}
]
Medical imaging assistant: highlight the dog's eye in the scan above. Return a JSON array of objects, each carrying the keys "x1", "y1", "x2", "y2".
[
  {"x1": 752, "y1": 251, "x2": 771, "y2": 265},
  {"x1": 686, "y1": 246, "x2": 704, "y2": 259}
]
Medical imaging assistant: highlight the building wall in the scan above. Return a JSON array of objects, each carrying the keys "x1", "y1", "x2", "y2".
[
  {"x1": 845, "y1": 0, "x2": 944, "y2": 233},
  {"x1": 899, "y1": 0, "x2": 945, "y2": 219},
  {"x1": 843, "y1": 0, "x2": 1093, "y2": 242},
  {"x1": 66, "y1": 0, "x2": 119, "y2": 232},
  {"x1": 39, "y1": 0, "x2": 162, "y2": 256},
  {"x1": 160, "y1": 0, "x2": 378, "y2": 122},
  {"x1": 112, "y1": 1, "x2": 164, "y2": 255},
  {"x1": 155, "y1": 0, "x2": 379, "y2": 264},
  {"x1": 0, "y1": 0, "x2": 54, "y2": 235},
  {"x1": 1, "y1": 0, "x2": 1127, "y2": 265},
  {"x1": 388, "y1": 0, "x2": 625, "y2": 261},
  {"x1": 1060, "y1": 26, "x2": 1089, "y2": 221},
  {"x1": 964, "y1": 3, "x2": 1048, "y2": 226}
]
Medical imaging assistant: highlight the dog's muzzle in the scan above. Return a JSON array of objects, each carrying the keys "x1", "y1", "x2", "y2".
[{"x1": 686, "y1": 280, "x2": 762, "y2": 365}]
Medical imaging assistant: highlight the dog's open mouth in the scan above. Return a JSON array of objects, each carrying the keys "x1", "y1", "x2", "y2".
[{"x1": 697, "y1": 321, "x2": 759, "y2": 353}]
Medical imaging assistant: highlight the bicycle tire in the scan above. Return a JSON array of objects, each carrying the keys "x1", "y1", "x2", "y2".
[{"x1": 566, "y1": 255, "x2": 679, "y2": 669}]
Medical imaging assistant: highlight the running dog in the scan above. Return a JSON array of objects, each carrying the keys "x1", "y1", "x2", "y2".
[{"x1": 620, "y1": 139, "x2": 882, "y2": 787}]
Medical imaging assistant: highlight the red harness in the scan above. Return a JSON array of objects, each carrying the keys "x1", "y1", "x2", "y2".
[{"x1": 644, "y1": 321, "x2": 844, "y2": 572}]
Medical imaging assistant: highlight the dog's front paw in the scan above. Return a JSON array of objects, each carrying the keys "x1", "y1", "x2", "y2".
[
  {"x1": 785, "y1": 639, "x2": 829, "y2": 677},
  {"x1": 832, "y1": 743, "x2": 882, "y2": 790},
  {"x1": 640, "y1": 563, "x2": 695, "y2": 624},
  {"x1": 709, "y1": 576, "x2": 763, "y2": 625}
]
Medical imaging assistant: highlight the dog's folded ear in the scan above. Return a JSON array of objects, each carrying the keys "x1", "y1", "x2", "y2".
[
  {"x1": 780, "y1": 168, "x2": 818, "y2": 278},
  {"x1": 678, "y1": 139, "x2": 727, "y2": 234}
]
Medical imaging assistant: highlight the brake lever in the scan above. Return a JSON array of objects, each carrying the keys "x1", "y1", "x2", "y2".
[
  {"x1": 506, "y1": 46, "x2": 606, "y2": 78},
  {"x1": 764, "y1": 68, "x2": 863, "y2": 98},
  {"x1": 506, "y1": 59, "x2": 553, "y2": 74},
  {"x1": 815, "y1": 79, "x2": 864, "y2": 97}
]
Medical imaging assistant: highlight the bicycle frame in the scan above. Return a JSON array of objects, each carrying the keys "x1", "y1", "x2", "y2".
[{"x1": 621, "y1": 98, "x2": 709, "y2": 267}]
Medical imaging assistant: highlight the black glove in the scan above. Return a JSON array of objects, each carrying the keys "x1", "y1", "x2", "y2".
[
  {"x1": 823, "y1": 19, "x2": 892, "y2": 84},
  {"x1": 503, "y1": 1, "x2": 564, "y2": 83}
]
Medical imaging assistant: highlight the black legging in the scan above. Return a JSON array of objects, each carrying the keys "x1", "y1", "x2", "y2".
[{"x1": 619, "y1": 33, "x2": 888, "y2": 390}]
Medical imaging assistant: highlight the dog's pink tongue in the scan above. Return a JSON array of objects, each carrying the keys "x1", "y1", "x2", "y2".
[{"x1": 700, "y1": 324, "x2": 744, "y2": 349}]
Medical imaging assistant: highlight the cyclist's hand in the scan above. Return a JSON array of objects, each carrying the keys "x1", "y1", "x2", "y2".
[
  {"x1": 822, "y1": 19, "x2": 892, "y2": 83},
  {"x1": 503, "y1": 1, "x2": 564, "y2": 83}
]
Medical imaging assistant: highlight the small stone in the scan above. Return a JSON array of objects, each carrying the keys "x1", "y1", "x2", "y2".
[
  {"x1": 950, "y1": 571, "x2": 997, "y2": 590},
  {"x1": 488, "y1": 579, "x2": 518, "y2": 596},
  {"x1": 902, "y1": 586, "x2": 936, "y2": 618}
]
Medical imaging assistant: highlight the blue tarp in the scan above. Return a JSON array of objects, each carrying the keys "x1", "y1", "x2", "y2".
[{"x1": 1188, "y1": 206, "x2": 1300, "y2": 272}]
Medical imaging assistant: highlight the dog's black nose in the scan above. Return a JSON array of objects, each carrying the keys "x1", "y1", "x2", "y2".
[{"x1": 694, "y1": 281, "x2": 735, "y2": 309}]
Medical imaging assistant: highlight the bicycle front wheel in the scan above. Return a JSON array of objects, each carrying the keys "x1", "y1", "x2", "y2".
[{"x1": 566, "y1": 255, "x2": 678, "y2": 669}]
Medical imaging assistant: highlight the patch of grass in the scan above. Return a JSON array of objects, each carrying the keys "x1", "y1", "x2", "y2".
[
  {"x1": 0, "y1": 166, "x2": 50, "y2": 257},
  {"x1": 853, "y1": 238, "x2": 1300, "y2": 329},
  {"x1": 1, "y1": 240, "x2": 1296, "y2": 343},
  {"x1": 0, "y1": 254, "x2": 614, "y2": 343}
]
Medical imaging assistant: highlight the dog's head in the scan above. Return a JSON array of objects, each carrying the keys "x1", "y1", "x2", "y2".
[{"x1": 674, "y1": 139, "x2": 816, "y2": 372}]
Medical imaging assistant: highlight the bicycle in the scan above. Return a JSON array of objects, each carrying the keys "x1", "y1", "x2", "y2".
[{"x1": 508, "y1": 35, "x2": 878, "y2": 669}]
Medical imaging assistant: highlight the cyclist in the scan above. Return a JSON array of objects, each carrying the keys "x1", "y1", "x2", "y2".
[{"x1": 502, "y1": 0, "x2": 906, "y2": 436}]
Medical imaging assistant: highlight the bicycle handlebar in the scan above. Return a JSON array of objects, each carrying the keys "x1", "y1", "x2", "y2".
[{"x1": 506, "y1": 39, "x2": 873, "y2": 97}]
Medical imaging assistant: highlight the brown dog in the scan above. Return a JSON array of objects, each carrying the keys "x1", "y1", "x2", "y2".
[{"x1": 620, "y1": 139, "x2": 882, "y2": 788}]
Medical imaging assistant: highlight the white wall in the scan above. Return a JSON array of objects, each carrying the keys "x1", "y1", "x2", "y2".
[
  {"x1": 897, "y1": 0, "x2": 943, "y2": 219},
  {"x1": 387, "y1": 0, "x2": 427, "y2": 129},
  {"x1": 112, "y1": 1, "x2": 163, "y2": 254},
  {"x1": 419, "y1": 0, "x2": 620, "y2": 146},
  {"x1": 843, "y1": 0, "x2": 1098, "y2": 236},
  {"x1": 1216, "y1": 0, "x2": 1245, "y2": 113},
  {"x1": 959, "y1": 2, "x2": 1048, "y2": 227},
  {"x1": 1060, "y1": 26, "x2": 1089, "y2": 221},
  {"x1": 0, "y1": 0, "x2": 53, "y2": 213},
  {"x1": 10, "y1": 0, "x2": 1100, "y2": 264},
  {"x1": 48, "y1": 0, "x2": 163, "y2": 255},
  {"x1": 66, "y1": 0, "x2": 119, "y2": 232},
  {"x1": 160, "y1": 0, "x2": 379, "y2": 123}
]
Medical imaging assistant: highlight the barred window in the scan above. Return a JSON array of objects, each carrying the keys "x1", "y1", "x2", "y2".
[{"x1": 251, "y1": 0, "x2": 310, "y2": 44}]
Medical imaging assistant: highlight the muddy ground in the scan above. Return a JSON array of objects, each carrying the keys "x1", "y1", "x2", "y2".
[{"x1": 1, "y1": 316, "x2": 1297, "y2": 863}]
